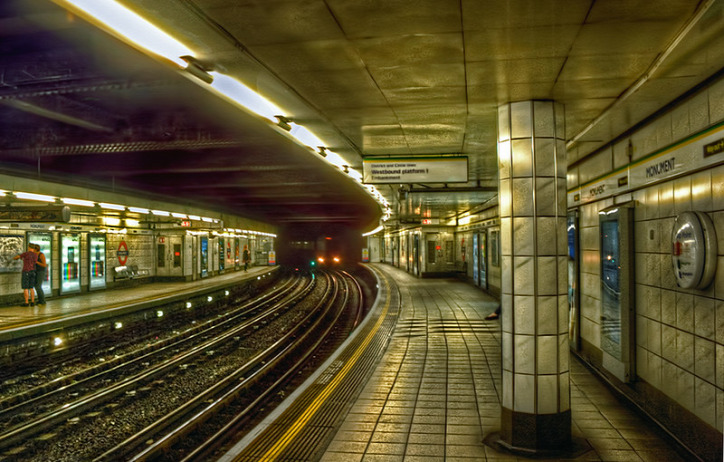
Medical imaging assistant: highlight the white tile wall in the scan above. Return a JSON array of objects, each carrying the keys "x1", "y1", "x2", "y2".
[
  {"x1": 537, "y1": 374, "x2": 558, "y2": 413},
  {"x1": 676, "y1": 331, "x2": 694, "y2": 371},
  {"x1": 661, "y1": 359, "x2": 678, "y2": 398},
  {"x1": 515, "y1": 335, "x2": 535, "y2": 374},
  {"x1": 718, "y1": 388, "x2": 724, "y2": 432},
  {"x1": 537, "y1": 296, "x2": 558, "y2": 335},
  {"x1": 578, "y1": 149, "x2": 613, "y2": 184},
  {"x1": 677, "y1": 368, "x2": 695, "y2": 410},
  {"x1": 694, "y1": 296, "x2": 716, "y2": 340},
  {"x1": 661, "y1": 325, "x2": 677, "y2": 364},
  {"x1": 717, "y1": 301, "x2": 724, "y2": 346},
  {"x1": 690, "y1": 91, "x2": 710, "y2": 133},
  {"x1": 612, "y1": 140, "x2": 629, "y2": 169},
  {"x1": 513, "y1": 373, "x2": 535, "y2": 413},
  {"x1": 648, "y1": 318, "x2": 662, "y2": 355},
  {"x1": 709, "y1": 78, "x2": 724, "y2": 124},
  {"x1": 695, "y1": 378, "x2": 716, "y2": 426},
  {"x1": 573, "y1": 75, "x2": 724, "y2": 433},
  {"x1": 671, "y1": 102, "x2": 691, "y2": 141},
  {"x1": 717, "y1": 343, "x2": 724, "y2": 389},
  {"x1": 648, "y1": 351, "x2": 662, "y2": 389},
  {"x1": 695, "y1": 337, "x2": 716, "y2": 383},
  {"x1": 676, "y1": 292, "x2": 694, "y2": 332},
  {"x1": 637, "y1": 315, "x2": 648, "y2": 350},
  {"x1": 673, "y1": 176, "x2": 692, "y2": 216}
]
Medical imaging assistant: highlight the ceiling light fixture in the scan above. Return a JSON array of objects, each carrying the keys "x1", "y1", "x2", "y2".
[
  {"x1": 362, "y1": 225, "x2": 383, "y2": 237},
  {"x1": 209, "y1": 73, "x2": 283, "y2": 123},
  {"x1": 55, "y1": 0, "x2": 194, "y2": 67},
  {"x1": 62, "y1": 198, "x2": 95, "y2": 207},
  {"x1": 15, "y1": 192, "x2": 56, "y2": 202},
  {"x1": 180, "y1": 55, "x2": 213, "y2": 84},
  {"x1": 99, "y1": 202, "x2": 125, "y2": 211},
  {"x1": 288, "y1": 122, "x2": 324, "y2": 150},
  {"x1": 275, "y1": 115, "x2": 292, "y2": 131}
]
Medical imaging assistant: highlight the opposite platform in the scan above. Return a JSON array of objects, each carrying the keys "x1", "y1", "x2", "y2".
[{"x1": 0, "y1": 265, "x2": 277, "y2": 341}]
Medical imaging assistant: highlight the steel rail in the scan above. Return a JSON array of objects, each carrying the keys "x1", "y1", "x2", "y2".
[
  {"x1": 0, "y1": 275, "x2": 314, "y2": 452},
  {"x1": 178, "y1": 270, "x2": 356, "y2": 461},
  {"x1": 0, "y1": 275, "x2": 301, "y2": 415},
  {"x1": 95, "y1": 271, "x2": 339, "y2": 462}
]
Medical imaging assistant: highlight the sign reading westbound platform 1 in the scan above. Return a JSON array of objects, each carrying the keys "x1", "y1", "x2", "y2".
[{"x1": 363, "y1": 157, "x2": 468, "y2": 184}]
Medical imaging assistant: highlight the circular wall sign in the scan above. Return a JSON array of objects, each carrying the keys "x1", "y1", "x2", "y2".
[
  {"x1": 671, "y1": 211, "x2": 717, "y2": 289},
  {"x1": 117, "y1": 240, "x2": 129, "y2": 265}
]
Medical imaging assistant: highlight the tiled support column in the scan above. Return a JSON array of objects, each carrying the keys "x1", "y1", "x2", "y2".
[{"x1": 497, "y1": 101, "x2": 571, "y2": 452}]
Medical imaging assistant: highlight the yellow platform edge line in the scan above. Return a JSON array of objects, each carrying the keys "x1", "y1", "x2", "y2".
[{"x1": 257, "y1": 268, "x2": 391, "y2": 461}]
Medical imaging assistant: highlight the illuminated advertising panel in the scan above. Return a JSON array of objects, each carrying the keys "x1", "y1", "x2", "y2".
[
  {"x1": 61, "y1": 233, "x2": 81, "y2": 294},
  {"x1": 89, "y1": 235, "x2": 106, "y2": 290},
  {"x1": 200, "y1": 237, "x2": 208, "y2": 277}
]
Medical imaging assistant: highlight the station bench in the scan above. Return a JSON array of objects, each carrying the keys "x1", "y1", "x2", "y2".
[{"x1": 113, "y1": 265, "x2": 150, "y2": 281}]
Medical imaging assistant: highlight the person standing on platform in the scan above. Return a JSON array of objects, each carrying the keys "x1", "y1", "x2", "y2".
[
  {"x1": 242, "y1": 245, "x2": 250, "y2": 272},
  {"x1": 13, "y1": 243, "x2": 38, "y2": 307},
  {"x1": 32, "y1": 244, "x2": 47, "y2": 306}
]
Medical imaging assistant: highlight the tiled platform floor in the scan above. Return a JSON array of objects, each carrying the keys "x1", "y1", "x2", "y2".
[{"x1": 320, "y1": 264, "x2": 688, "y2": 462}]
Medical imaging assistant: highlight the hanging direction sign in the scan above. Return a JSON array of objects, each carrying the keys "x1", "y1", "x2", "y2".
[{"x1": 363, "y1": 157, "x2": 468, "y2": 184}]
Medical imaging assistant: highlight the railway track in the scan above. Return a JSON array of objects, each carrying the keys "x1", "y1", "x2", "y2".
[{"x1": 0, "y1": 269, "x2": 365, "y2": 462}]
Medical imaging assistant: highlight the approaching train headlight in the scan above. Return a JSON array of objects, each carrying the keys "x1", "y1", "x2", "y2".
[
  {"x1": 317, "y1": 257, "x2": 325, "y2": 264},
  {"x1": 333, "y1": 256, "x2": 340, "y2": 263}
]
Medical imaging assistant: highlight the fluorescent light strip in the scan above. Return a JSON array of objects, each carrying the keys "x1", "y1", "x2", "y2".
[
  {"x1": 171, "y1": 212, "x2": 187, "y2": 218},
  {"x1": 151, "y1": 210, "x2": 170, "y2": 216},
  {"x1": 128, "y1": 207, "x2": 150, "y2": 214},
  {"x1": 57, "y1": 0, "x2": 193, "y2": 67},
  {"x1": 289, "y1": 123, "x2": 324, "y2": 150},
  {"x1": 15, "y1": 192, "x2": 55, "y2": 202},
  {"x1": 99, "y1": 202, "x2": 125, "y2": 211},
  {"x1": 201, "y1": 217, "x2": 213, "y2": 222},
  {"x1": 209, "y1": 73, "x2": 283, "y2": 122},
  {"x1": 62, "y1": 197, "x2": 95, "y2": 207},
  {"x1": 348, "y1": 168, "x2": 363, "y2": 182},
  {"x1": 188, "y1": 215, "x2": 201, "y2": 221},
  {"x1": 58, "y1": 2, "x2": 386, "y2": 213},
  {"x1": 363, "y1": 225, "x2": 383, "y2": 237}
]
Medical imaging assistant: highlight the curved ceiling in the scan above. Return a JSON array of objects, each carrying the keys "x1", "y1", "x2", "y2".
[{"x1": 2, "y1": 0, "x2": 724, "y2": 233}]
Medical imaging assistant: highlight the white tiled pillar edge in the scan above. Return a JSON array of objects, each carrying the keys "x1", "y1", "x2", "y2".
[{"x1": 497, "y1": 101, "x2": 571, "y2": 451}]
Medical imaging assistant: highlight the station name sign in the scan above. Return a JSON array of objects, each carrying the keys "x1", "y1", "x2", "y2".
[
  {"x1": 363, "y1": 157, "x2": 468, "y2": 184},
  {"x1": 0, "y1": 206, "x2": 71, "y2": 223},
  {"x1": 569, "y1": 122, "x2": 724, "y2": 206}
]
